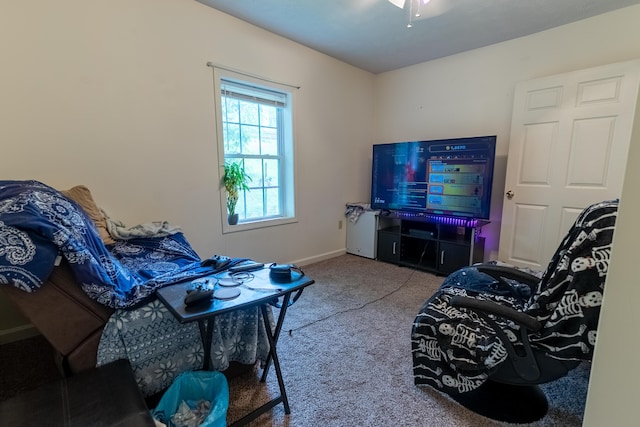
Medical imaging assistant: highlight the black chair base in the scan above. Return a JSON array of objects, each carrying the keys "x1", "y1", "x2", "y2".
[{"x1": 449, "y1": 380, "x2": 549, "y2": 423}]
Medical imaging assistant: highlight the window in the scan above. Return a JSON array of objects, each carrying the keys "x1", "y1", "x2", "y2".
[{"x1": 213, "y1": 68, "x2": 296, "y2": 232}]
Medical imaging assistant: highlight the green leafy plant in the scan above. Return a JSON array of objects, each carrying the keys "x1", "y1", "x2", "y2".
[{"x1": 222, "y1": 161, "x2": 251, "y2": 220}]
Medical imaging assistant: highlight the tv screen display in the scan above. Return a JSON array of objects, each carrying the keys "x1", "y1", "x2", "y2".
[{"x1": 371, "y1": 136, "x2": 497, "y2": 219}]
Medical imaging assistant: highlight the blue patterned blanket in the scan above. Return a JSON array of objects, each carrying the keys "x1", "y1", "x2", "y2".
[
  {"x1": 1, "y1": 180, "x2": 274, "y2": 396},
  {"x1": 0, "y1": 180, "x2": 212, "y2": 308}
]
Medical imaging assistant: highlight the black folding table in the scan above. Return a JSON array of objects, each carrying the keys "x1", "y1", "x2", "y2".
[{"x1": 156, "y1": 266, "x2": 314, "y2": 426}]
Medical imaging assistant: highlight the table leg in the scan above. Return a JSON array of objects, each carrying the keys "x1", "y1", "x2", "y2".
[
  {"x1": 198, "y1": 318, "x2": 214, "y2": 371},
  {"x1": 261, "y1": 300, "x2": 290, "y2": 413},
  {"x1": 261, "y1": 292, "x2": 291, "y2": 381},
  {"x1": 229, "y1": 299, "x2": 292, "y2": 427}
]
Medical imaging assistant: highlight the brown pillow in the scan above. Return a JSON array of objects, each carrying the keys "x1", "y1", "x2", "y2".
[{"x1": 61, "y1": 185, "x2": 116, "y2": 245}]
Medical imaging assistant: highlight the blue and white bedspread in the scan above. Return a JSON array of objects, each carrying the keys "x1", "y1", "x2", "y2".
[
  {"x1": 1, "y1": 180, "x2": 274, "y2": 395},
  {"x1": 97, "y1": 299, "x2": 274, "y2": 396},
  {"x1": 0, "y1": 180, "x2": 208, "y2": 308}
]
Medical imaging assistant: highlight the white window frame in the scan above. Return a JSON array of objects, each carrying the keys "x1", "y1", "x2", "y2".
[{"x1": 212, "y1": 67, "x2": 297, "y2": 234}]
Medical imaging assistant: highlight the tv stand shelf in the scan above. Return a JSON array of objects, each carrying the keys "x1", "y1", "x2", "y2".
[{"x1": 377, "y1": 214, "x2": 488, "y2": 275}]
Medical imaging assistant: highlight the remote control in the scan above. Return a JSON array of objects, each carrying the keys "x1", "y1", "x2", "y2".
[{"x1": 229, "y1": 262, "x2": 265, "y2": 273}]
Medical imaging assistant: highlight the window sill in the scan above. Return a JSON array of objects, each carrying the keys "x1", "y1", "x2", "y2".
[{"x1": 222, "y1": 216, "x2": 297, "y2": 234}]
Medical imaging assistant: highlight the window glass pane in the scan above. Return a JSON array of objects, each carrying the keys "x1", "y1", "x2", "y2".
[
  {"x1": 223, "y1": 97, "x2": 240, "y2": 123},
  {"x1": 240, "y1": 125, "x2": 260, "y2": 155},
  {"x1": 243, "y1": 158, "x2": 262, "y2": 187},
  {"x1": 239, "y1": 100, "x2": 259, "y2": 125},
  {"x1": 245, "y1": 189, "x2": 264, "y2": 219},
  {"x1": 263, "y1": 159, "x2": 279, "y2": 187},
  {"x1": 223, "y1": 123, "x2": 241, "y2": 154},
  {"x1": 236, "y1": 192, "x2": 246, "y2": 218},
  {"x1": 260, "y1": 105, "x2": 277, "y2": 127},
  {"x1": 261, "y1": 127, "x2": 278, "y2": 155},
  {"x1": 265, "y1": 188, "x2": 280, "y2": 216}
]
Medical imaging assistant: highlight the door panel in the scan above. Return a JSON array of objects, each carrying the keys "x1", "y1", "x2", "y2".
[
  {"x1": 520, "y1": 123, "x2": 556, "y2": 185},
  {"x1": 560, "y1": 207, "x2": 583, "y2": 240},
  {"x1": 509, "y1": 204, "x2": 546, "y2": 265},
  {"x1": 499, "y1": 59, "x2": 640, "y2": 270},
  {"x1": 567, "y1": 117, "x2": 615, "y2": 187},
  {"x1": 377, "y1": 231, "x2": 400, "y2": 263},
  {"x1": 439, "y1": 242, "x2": 471, "y2": 275}
]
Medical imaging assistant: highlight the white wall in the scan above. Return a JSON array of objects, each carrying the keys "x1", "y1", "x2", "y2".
[
  {"x1": 373, "y1": 4, "x2": 640, "y2": 260},
  {"x1": 0, "y1": 0, "x2": 374, "y2": 260},
  {"x1": 0, "y1": 0, "x2": 374, "y2": 335},
  {"x1": 583, "y1": 76, "x2": 640, "y2": 427}
]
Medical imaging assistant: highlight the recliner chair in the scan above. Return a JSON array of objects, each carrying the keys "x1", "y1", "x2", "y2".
[{"x1": 411, "y1": 199, "x2": 618, "y2": 423}]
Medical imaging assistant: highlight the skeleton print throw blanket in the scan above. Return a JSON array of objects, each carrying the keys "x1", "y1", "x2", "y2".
[{"x1": 411, "y1": 200, "x2": 618, "y2": 395}]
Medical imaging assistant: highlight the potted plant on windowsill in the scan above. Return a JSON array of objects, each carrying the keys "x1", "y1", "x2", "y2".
[{"x1": 222, "y1": 161, "x2": 251, "y2": 225}]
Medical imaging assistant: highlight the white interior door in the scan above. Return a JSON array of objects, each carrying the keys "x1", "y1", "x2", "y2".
[{"x1": 499, "y1": 59, "x2": 640, "y2": 270}]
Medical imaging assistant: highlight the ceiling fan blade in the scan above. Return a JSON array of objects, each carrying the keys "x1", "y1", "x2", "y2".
[{"x1": 388, "y1": 0, "x2": 406, "y2": 9}]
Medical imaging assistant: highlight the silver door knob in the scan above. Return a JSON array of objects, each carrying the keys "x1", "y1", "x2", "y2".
[{"x1": 506, "y1": 190, "x2": 514, "y2": 200}]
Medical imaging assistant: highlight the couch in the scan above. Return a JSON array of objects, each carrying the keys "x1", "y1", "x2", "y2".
[
  {"x1": 1, "y1": 258, "x2": 114, "y2": 375},
  {"x1": 0, "y1": 180, "x2": 270, "y2": 396}
]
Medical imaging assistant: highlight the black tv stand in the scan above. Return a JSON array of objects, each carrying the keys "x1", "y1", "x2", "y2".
[{"x1": 376, "y1": 212, "x2": 488, "y2": 275}]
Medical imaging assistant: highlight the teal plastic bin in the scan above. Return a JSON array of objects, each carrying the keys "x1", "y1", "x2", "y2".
[{"x1": 152, "y1": 370, "x2": 229, "y2": 427}]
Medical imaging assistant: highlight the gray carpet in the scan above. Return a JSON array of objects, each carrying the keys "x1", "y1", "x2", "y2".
[{"x1": 226, "y1": 254, "x2": 588, "y2": 426}]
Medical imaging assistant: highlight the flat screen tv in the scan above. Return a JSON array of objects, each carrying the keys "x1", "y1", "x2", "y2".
[{"x1": 371, "y1": 135, "x2": 497, "y2": 220}]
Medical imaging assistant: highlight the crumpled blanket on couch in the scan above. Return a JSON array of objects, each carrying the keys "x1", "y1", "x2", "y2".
[{"x1": 103, "y1": 208, "x2": 183, "y2": 240}]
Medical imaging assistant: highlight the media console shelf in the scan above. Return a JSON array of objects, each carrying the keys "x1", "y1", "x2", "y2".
[{"x1": 377, "y1": 212, "x2": 488, "y2": 275}]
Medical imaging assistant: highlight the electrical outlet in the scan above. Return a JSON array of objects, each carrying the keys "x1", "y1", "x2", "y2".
[{"x1": 338, "y1": 220, "x2": 343, "y2": 230}]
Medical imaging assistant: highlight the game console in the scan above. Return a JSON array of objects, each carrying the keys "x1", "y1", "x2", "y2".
[{"x1": 184, "y1": 288, "x2": 214, "y2": 306}]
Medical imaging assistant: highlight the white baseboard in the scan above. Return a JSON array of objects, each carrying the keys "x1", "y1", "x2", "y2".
[
  {"x1": 0, "y1": 324, "x2": 39, "y2": 345},
  {"x1": 291, "y1": 249, "x2": 346, "y2": 267}
]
